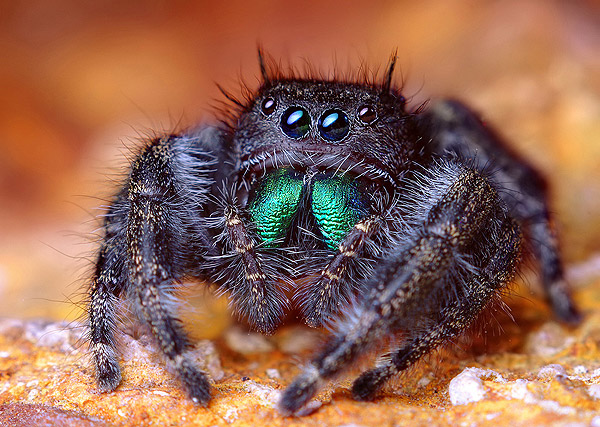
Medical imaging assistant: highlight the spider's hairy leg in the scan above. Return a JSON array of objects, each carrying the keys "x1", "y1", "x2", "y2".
[
  {"x1": 89, "y1": 128, "x2": 224, "y2": 404},
  {"x1": 423, "y1": 100, "x2": 579, "y2": 323},
  {"x1": 89, "y1": 190, "x2": 128, "y2": 392},
  {"x1": 299, "y1": 215, "x2": 381, "y2": 327},
  {"x1": 352, "y1": 213, "x2": 521, "y2": 400},
  {"x1": 278, "y1": 161, "x2": 522, "y2": 415},
  {"x1": 126, "y1": 132, "x2": 220, "y2": 404}
]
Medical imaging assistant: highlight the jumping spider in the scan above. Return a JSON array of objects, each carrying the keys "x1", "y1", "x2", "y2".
[{"x1": 88, "y1": 54, "x2": 579, "y2": 414}]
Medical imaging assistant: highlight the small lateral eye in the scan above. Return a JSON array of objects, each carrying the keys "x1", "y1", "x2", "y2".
[
  {"x1": 318, "y1": 109, "x2": 350, "y2": 142},
  {"x1": 357, "y1": 104, "x2": 377, "y2": 124},
  {"x1": 261, "y1": 97, "x2": 276, "y2": 115},
  {"x1": 280, "y1": 106, "x2": 311, "y2": 138}
]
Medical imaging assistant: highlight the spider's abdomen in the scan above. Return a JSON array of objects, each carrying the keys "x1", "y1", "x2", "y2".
[{"x1": 248, "y1": 168, "x2": 370, "y2": 250}]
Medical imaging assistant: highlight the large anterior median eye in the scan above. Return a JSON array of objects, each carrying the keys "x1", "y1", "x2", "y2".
[
  {"x1": 280, "y1": 106, "x2": 311, "y2": 138},
  {"x1": 318, "y1": 109, "x2": 350, "y2": 141}
]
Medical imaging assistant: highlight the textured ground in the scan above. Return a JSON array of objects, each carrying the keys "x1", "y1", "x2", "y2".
[
  {"x1": 2, "y1": 276, "x2": 600, "y2": 426},
  {"x1": 0, "y1": 0, "x2": 599, "y2": 426}
]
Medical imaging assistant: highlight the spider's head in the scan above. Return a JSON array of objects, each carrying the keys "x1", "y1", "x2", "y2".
[{"x1": 234, "y1": 58, "x2": 423, "y2": 187}]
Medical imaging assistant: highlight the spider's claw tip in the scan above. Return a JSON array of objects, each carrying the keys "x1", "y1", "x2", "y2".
[
  {"x1": 180, "y1": 367, "x2": 212, "y2": 406},
  {"x1": 351, "y1": 370, "x2": 382, "y2": 401},
  {"x1": 277, "y1": 365, "x2": 322, "y2": 416}
]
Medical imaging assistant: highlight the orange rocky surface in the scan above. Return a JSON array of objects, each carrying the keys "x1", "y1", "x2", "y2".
[{"x1": 1, "y1": 276, "x2": 600, "y2": 426}]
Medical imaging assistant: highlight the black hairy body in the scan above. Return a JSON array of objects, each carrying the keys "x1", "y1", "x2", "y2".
[{"x1": 87, "y1": 54, "x2": 579, "y2": 415}]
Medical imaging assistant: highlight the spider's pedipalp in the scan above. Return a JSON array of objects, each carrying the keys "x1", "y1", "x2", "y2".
[{"x1": 297, "y1": 215, "x2": 381, "y2": 327}]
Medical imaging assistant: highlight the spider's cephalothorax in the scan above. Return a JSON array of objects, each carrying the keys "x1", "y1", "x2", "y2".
[{"x1": 87, "y1": 54, "x2": 580, "y2": 414}]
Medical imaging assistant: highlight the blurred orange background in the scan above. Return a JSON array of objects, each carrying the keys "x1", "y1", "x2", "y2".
[{"x1": 0, "y1": 0, "x2": 598, "y2": 321}]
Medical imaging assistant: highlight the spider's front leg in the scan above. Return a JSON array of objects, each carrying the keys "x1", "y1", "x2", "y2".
[
  {"x1": 423, "y1": 100, "x2": 579, "y2": 323},
  {"x1": 88, "y1": 189, "x2": 128, "y2": 393},
  {"x1": 89, "y1": 129, "x2": 226, "y2": 404},
  {"x1": 278, "y1": 160, "x2": 522, "y2": 414}
]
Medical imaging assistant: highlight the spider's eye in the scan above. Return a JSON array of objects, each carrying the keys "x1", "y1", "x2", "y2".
[
  {"x1": 318, "y1": 109, "x2": 350, "y2": 142},
  {"x1": 357, "y1": 104, "x2": 377, "y2": 124},
  {"x1": 280, "y1": 106, "x2": 311, "y2": 139},
  {"x1": 261, "y1": 97, "x2": 276, "y2": 115}
]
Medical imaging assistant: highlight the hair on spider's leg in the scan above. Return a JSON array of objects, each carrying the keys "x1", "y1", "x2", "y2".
[
  {"x1": 88, "y1": 190, "x2": 129, "y2": 393},
  {"x1": 89, "y1": 269, "x2": 123, "y2": 392},
  {"x1": 352, "y1": 214, "x2": 522, "y2": 400},
  {"x1": 528, "y1": 219, "x2": 580, "y2": 323},
  {"x1": 423, "y1": 99, "x2": 579, "y2": 324},
  {"x1": 109, "y1": 130, "x2": 223, "y2": 404}
]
